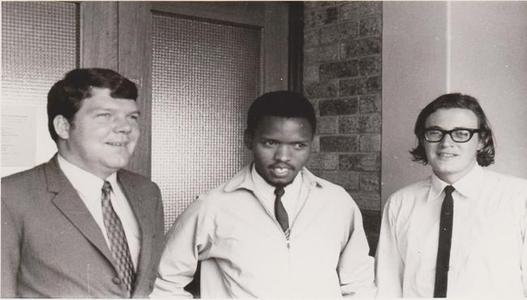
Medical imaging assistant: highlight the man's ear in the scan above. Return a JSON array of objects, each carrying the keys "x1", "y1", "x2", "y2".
[
  {"x1": 53, "y1": 115, "x2": 71, "y2": 140},
  {"x1": 243, "y1": 129, "x2": 253, "y2": 150}
]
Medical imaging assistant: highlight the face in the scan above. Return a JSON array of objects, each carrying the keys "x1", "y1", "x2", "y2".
[
  {"x1": 56, "y1": 88, "x2": 140, "y2": 179},
  {"x1": 423, "y1": 108, "x2": 483, "y2": 184},
  {"x1": 245, "y1": 116, "x2": 313, "y2": 187}
]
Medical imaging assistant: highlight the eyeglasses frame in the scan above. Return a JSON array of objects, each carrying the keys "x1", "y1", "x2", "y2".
[{"x1": 423, "y1": 127, "x2": 481, "y2": 143}]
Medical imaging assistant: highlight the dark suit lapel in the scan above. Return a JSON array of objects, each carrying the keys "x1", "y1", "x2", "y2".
[
  {"x1": 117, "y1": 171, "x2": 152, "y2": 291},
  {"x1": 44, "y1": 156, "x2": 115, "y2": 267}
]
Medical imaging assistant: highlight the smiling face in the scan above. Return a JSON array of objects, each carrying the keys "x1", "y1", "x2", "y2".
[
  {"x1": 245, "y1": 116, "x2": 313, "y2": 187},
  {"x1": 55, "y1": 87, "x2": 140, "y2": 179},
  {"x1": 423, "y1": 108, "x2": 483, "y2": 184}
]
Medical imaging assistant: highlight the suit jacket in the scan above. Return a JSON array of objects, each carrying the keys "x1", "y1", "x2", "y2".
[{"x1": 1, "y1": 155, "x2": 165, "y2": 298}]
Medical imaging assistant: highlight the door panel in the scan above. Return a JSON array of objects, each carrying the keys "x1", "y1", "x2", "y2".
[
  {"x1": 151, "y1": 12, "x2": 261, "y2": 229},
  {"x1": 147, "y1": 2, "x2": 290, "y2": 230}
]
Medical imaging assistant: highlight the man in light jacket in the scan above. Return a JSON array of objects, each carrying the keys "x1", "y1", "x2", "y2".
[{"x1": 151, "y1": 90, "x2": 375, "y2": 298}]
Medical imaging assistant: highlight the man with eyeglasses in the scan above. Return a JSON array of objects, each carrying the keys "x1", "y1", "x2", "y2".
[{"x1": 375, "y1": 93, "x2": 527, "y2": 297}]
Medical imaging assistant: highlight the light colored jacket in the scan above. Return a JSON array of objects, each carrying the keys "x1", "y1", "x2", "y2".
[{"x1": 152, "y1": 165, "x2": 375, "y2": 298}]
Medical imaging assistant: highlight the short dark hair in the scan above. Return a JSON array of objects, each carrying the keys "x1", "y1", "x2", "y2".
[
  {"x1": 410, "y1": 93, "x2": 495, "y2": 166},
  {"x1": 47, "y1": 68, "x2": 138, "y2": 142},
  {"x1": 246, "y1": 90, "x2": 316, "y2": 136}
]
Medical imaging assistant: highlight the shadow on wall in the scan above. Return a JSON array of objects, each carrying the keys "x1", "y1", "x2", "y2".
[{"x1": 362, "y1": 209, "x2": 381, "y2": 256}]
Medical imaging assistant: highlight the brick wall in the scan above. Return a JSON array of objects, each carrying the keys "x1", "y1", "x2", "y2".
[{"x1": 303, "y1": 1, "x2": 382, "y2": 253}]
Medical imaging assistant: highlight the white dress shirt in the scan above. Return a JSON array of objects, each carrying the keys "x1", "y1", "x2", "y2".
[
  {"x1": 376, "y1": 164, "x2": 527, "y2": 297},
  {"x1": 57, "y1": 155, "x2": 141, "y2": 270}
]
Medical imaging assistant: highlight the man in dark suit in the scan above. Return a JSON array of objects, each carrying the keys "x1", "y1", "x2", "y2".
[{"x1": 1, "y1": 68, "x2": 165, "y2": 297}]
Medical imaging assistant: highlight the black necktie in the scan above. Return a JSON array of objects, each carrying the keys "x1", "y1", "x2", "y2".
[
  {"x1": 274, "y1": 186, "x2": 289, "y2": 233},
  {"x1": 101, "y1": 181, "x2": 135, "y2": 294},
  {"x1": 434, "y1": 185, "x2": 455, "y2": 297}
]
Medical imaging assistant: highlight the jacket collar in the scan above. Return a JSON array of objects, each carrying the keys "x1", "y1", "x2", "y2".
[
  {"x1": 45, "y1": 154, "x2": 150, "y2": 294},
  {"x1": 223, "y1": 163, "x2": 324, "y2": 193},
  {"x1": 45, "y1": 154, "x2": 116, "y2": 267},
  {"x1": 117, "y1": 169, "x2": 153, "y2": 295}
]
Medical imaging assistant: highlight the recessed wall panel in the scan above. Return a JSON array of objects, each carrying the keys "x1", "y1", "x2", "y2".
[{"x1": 151, "y1": 13, "x2": 260, "y2": 230}]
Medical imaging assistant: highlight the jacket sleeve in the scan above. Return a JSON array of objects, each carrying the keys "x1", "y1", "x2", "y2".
[
  {"x1": 338, "y1": 200, "x2": 376, "y2": 297},
  {"x1": 150, "y1": 196, "x2": 210, "y2": 298},
  {"x1": 1, "y1": 199, "x2": 20, "y2": 297},
  {"x1": 375, "y1": 195, "x2": 404, "y2": 297}
]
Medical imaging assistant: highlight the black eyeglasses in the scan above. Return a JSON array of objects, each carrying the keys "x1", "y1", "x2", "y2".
[{"x1": 423, "y1": 128, "x2": 481, "y2": 143}]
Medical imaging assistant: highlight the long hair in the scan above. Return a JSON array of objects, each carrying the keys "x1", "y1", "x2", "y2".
[{"x1": 410, "y1": 93, "x2": 495, "y2": 166}]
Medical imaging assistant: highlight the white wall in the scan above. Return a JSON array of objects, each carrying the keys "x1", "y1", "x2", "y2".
[
  {"x1": 382, "y1": 2, "x2": 527, "y2": 207},
  {"x1": 382, "y1": 2, "x2": 448, "y2": 207},
  {"x1": 449, "y1": 1, "x2": 527, "y2": 178}
]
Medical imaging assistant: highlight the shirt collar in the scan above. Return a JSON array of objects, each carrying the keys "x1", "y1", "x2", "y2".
[
  {"x1": 428, "y1": 164, "x2": 483, "y2": 202},
  {"x1": 451, "y1": 164, "x2": 484, "y2": 198},
  {"x1": 250, "y1": 164, "x2": 303, "y2": 200},
  {"x1": 57, "y1": 154, "x2": 118, "y2": 197},
  {"x1": 224, "y1": 163, "x2": 324, "y2": 193}
]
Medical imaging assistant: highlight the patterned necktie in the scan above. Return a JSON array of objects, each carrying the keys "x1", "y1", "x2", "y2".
[
  {"x1": 274, "y1": 186, "x2": 289, "y2": 233},
  {"x1": 434, "y1": 185, "x2": 455, "y2": 297},
  {"x1": 101, "y1": 181, "x2": 135, "y2": 294}
]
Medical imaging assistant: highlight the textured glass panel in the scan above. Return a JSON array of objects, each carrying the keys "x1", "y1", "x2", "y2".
[
  {"x1": 2, "y1": 2, "x2": 78, "y2": 103},
  {"x1": 152, "y1": 13, "x2": 260, "y2": 230},
  {"x1": 1, "y1": 2, "x2": 78, "y2": 175}
]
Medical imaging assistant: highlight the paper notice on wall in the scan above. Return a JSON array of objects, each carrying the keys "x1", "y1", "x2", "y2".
[{"x1": 2, "y1": 105, "x2": 37, "y2": 169}]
